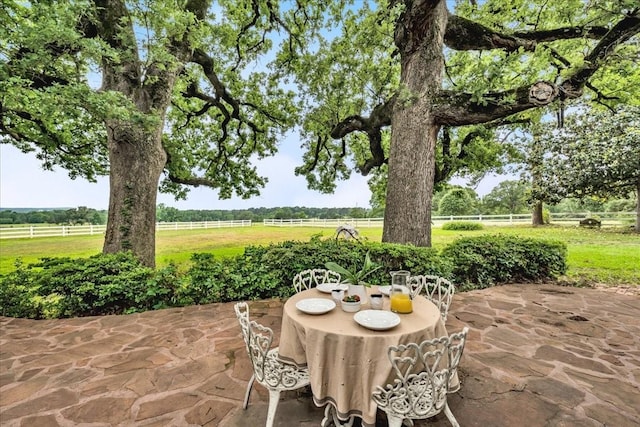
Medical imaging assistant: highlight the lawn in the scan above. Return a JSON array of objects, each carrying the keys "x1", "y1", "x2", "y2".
[{"x1": 1, "y1": 224, "x2": 638, "y2": 285}]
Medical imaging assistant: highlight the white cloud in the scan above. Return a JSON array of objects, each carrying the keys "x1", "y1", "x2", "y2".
[
  {"x1": 2, "y1": 142, "x2": 512, "y2": 211},
  {"x1": 1, "y1": 143, "x2": 372, "y2": 210},
  {"x1": 0, "y1": 145, "x2": 109, "y2": 209}
]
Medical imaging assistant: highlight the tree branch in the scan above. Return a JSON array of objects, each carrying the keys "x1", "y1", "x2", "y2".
[
  {"x1": 328, "y1": 95, "x2": 394, "y2": 175},
  {"x1": 433, "y1": 11, "x2": 640, "y2": 126},
  {"x1": 166, "y1": 172, "x2": 217, "y2": 187},
  {"x1": 559, "y1": 10, "x2": 640, "y2": 98},
  {"x1": 445, "y1": 14, "x2": 609, "y2": 52},
  {"x1": 189, "y1": 48, "x2": 266, "y2": 137}
]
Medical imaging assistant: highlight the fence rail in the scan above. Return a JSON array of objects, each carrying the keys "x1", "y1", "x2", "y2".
[
  {"x1": 263, "y1": 212, "x2": 636, "y2": 227},
  {"x1": 1, "y1": 212, "x2": 634, "y2": 240},
  {"x1": 0, "y1": 220, "x2": 252, "y2": 240}
]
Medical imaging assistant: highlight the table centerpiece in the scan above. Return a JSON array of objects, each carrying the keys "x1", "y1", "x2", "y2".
[{"x1": 325, "y1": 251, "x2": 381, "y2": 304}]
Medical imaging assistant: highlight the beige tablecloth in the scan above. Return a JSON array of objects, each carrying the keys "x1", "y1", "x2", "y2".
[{"x1": 278, "y1": 287, "x2": 456, "y2": 426}]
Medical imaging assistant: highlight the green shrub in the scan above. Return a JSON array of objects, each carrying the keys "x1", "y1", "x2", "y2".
[
  {"x1": 441, "y1": 234, "x2": 567, "y2": 290},
  {"x1": 1, "y1": 235, "x2": 568, "y2": 319},
  {"x1": 181, "y1": 252, "x2": 281, "y2": 304},
  {"x1": 0, "y1": 260, "x2": 42, "y2": 318},
  {"x1": 184, "y1": 237, "x2": 453, "y2": 301},
  {"x1": 441, "y1": 221, "x2": 484, "y2": 231},
  {"x1": 252, "y1": 237, "x2": 452, "y2": 291},
  {"x1": 0, "y1": 252, "x2": 175, "y2": 318}
]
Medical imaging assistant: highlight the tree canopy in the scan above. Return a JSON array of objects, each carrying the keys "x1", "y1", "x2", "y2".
[
  {"x1": 294, "y1": 1, "x2": 640, "y2": 189},
  {"x1": 2, "y1": 0, "x2": 639, "y2": 266},
  {"x1": 482, "y1": 180, "x2": 530, "y2": 215},
  {"x1": 291, "y1": 0, "x2": 639, "y2": 245},
  {"x1": 534, "y1": 105, "x2": 640, "y2": 230},
  {"x1": 2, "y1": 0, "x2": 337, "y2": 265}
]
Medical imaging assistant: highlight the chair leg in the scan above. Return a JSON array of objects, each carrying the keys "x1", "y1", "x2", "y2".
[
  {"x1": 386, "y1": 414, "x2": 404, "y2": 427},
  {"x1": 443, "y1": 401, "x2": 460, "y2": 427},
  {"x1": 321, "y1": 404, "x2": 356, "y2": 427},
  {"x1": 265, "y1": 389, "x2": 281, "y2": 427},
  {"x1": 321, "y1": 404, "x2": 333, "y2": 427},
  {"x1": 243, "y1": 374, "x2": 255, "y2": 409}
]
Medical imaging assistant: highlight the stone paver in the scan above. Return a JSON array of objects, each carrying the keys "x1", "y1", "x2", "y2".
[{"x1": 1, "y1": 285, "x2": 639, "y2": 426}]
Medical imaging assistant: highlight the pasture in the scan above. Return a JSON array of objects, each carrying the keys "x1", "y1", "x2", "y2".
[{"x1": 0, "y1": 224, "x2": 638, "y2": 285}]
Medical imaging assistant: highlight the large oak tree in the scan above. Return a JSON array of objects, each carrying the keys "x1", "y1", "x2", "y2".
[
  {"x1": 2, "y1": 0, "x2": 326, "y2": 266},
  {"x1": 2, "y1": 1, "x2": 639, "y2": 267},
  {"x1": 294, "y1": 0, "x2": 639, "y2": 246}
]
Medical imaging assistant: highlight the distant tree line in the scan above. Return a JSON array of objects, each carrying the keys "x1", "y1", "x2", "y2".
[
  {"x1": 433, "y1": 182, "x2": 637, "y2": 217},
  {"x1": 0, "y1": 207, "x2": 106, "y2": 225},
  {"x1": 155, "y1": 204, "x2": 371, "y2": 222},
  {"x1": 0, "y1": 205, "x2": 371, "y2": 225},
  {"x1": 2, "y1": 188, "x2": 635, "y2": 226}
]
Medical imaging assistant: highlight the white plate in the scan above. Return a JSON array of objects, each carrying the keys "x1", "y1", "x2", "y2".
[
  {"x1": 316, "y1": 283, "x2": 349, "y2": 293},
  {"x1": 354, "y1": 310, "x2": 401, "y2": 331},
  {"x1": 378, "y1": 285, "x2": 410, "y2": 296},
  {"x1": 295, "y1": 298, "x2": 336, "y2": 315}
]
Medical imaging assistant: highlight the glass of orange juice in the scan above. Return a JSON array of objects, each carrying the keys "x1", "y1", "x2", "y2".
[
  {"x1": 389, "y1": 270, "x2": 412, "y2": 313},
  {"x1": 390, "y1": 291, "x2": 413, "y2": 313}
]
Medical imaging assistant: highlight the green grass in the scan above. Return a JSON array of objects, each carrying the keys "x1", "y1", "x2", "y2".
[{"x1": 1, "y1": 224, "x2": 638, "y2": 285}]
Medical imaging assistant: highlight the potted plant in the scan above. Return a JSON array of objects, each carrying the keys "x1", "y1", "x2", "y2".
[
  {"x1": 341, "y1": 294, "x2": 361, "y2": 312},
  {"x1": 325, "y1": 251, "x2": 381, "y2": 304}
]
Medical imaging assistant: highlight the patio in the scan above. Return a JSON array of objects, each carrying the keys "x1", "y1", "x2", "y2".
[{"x1": 1, "y1": 284, "x2": 639, "y2": 426}]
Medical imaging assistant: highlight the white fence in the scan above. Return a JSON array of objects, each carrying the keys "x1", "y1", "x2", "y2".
[
  {"x1": 263, "y1": 217, "x2": 385, "y2": 228},
  {"x1": 1, "y1": 212, "x2": 634, "y2": 239},
  {"x1": 0, "y1": 220, "x2": 252, "y2": 239},
  {"x1": 263, "y1": 212, "x2": 636, "y2": 227}
]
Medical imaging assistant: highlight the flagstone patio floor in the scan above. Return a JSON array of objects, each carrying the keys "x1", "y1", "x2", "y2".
[{"x1": 1, "y1": 284, "x2": 639, "y2": 427}]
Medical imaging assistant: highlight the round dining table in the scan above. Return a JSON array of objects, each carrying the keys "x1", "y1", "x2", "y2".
[{"x1": 277, "y1": 287, "x2": 457, "y2": 427}]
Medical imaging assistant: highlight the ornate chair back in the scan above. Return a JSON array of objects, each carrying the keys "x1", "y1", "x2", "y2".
[
  {"x1": 233, "y1": 302, "x2": 310, "y2": 427},
  {"x1": 409, "y1": 275, "x2": 455, "y2": 321},
  {"x1": 293, "y1": 268, "x2": 342, "y2": 293},
  {"x1": 372, "y1": 328, "x2": 469, "y2": 427}
]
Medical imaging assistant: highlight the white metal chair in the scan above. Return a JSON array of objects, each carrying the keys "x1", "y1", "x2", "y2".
[
  {"x1": 293, "y1": 268, "x2": 342, "y2": 293},
  {"x1": 408, "y1": 275, "x2": 455, "y2": 321},
  {"x1": 234, "y1": 302, "x2": 311, "y2": 427},
  {"x1": 372, "y1": 327, "x2": 469, "y2": 427}
]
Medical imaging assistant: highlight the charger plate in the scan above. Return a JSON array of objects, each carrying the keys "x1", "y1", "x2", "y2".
[
  {"x1": 316, "y1": 283, "x2": 349, "y2": 293},
  {"x1": 353, "y1": 310, "x2": 401, "y2": 331},
  {"x1": 296, "y1": 298, "x2": 336, "y2": 315}
]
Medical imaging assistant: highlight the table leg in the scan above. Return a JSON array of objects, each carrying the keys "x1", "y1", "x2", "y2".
[{"x1": 321, "y1": 404, "x2": 356, "y2": 427}]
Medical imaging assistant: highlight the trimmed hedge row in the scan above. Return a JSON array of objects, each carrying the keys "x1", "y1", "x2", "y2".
[
  {"x1": 0, "y1": 234, "x2": 566, "y2": 319},
  {"x1": 443, "y1": 234, "x2": 567, "y2": 290},
  {"x1": 441, "y1": 221, "x2": 484, "y2": 231}
]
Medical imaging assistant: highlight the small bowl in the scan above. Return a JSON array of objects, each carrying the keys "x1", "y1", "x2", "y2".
[{"x1": 341, "y1": 300, "x2": 361, "y2": 312}]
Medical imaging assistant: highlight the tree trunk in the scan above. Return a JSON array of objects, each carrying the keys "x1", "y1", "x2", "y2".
[
  {"x1": 532, "y1": 200, "x2": 544, "y2": 226},
  {"x1": 382, "y1": 0, "x2": 448, "y2": 246},
  {"x1": 103, "y1": 121, "x2": 166, "y2": 267},
  {"x1": 636, "y1": 180, "x2": 640, "y2": 233}
]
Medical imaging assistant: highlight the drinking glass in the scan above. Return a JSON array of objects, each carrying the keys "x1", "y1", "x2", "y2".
[
  {"x1": 370, "y1": 293, "x2": 383, "y2": 310},
  {"x1": 331, "y1": 289, "x2": 345, "y2": 304}
]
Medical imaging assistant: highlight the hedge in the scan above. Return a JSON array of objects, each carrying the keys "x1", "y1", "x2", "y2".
[{"x1": 0, "y1": 235, "x2": 566, "y2": 319}]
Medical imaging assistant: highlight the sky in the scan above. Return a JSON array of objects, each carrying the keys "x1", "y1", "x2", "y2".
[
  {"x1": 0, "y1": 137, "x2": 376, "y2": 210},
  {"x1": 0, "y1": 137, "x2": 508, "y2": 211}
]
